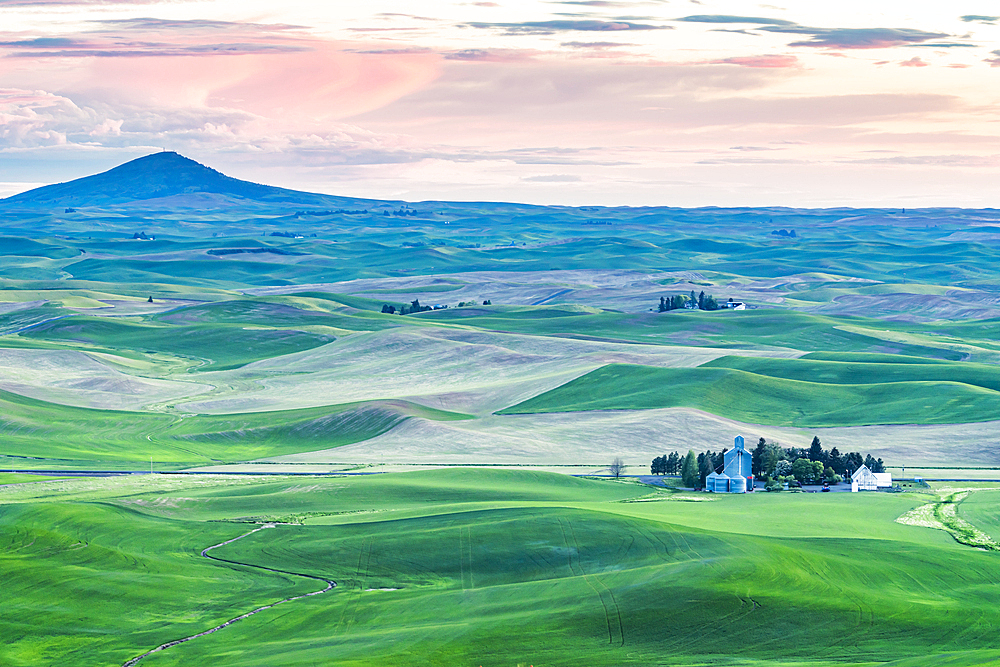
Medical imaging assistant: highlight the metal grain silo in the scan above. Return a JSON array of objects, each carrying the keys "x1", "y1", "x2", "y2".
[
  {"x1": 714, "y1": 472, "x2": 731, "y2": 493},
  {"x1": 729, "y1": 475, "x2": 747, "y2": 493},
  {"x1": 706, "y1": 471, "x2": 720, "y2": 492}
]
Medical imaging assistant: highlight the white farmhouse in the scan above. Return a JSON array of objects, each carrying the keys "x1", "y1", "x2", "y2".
[
  {"x1": 851, "y1": 465, "x2": 892, "y2": 492},
  {"x1": 722, "y1": 298, "x2": 746, "y2": 310}
]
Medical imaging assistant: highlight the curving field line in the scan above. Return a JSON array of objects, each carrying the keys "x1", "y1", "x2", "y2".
[{"x1": 122, "y1": 524, "x2": 336, "y2": 667}]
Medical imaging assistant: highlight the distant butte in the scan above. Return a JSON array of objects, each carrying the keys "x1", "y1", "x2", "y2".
[{"x1": 0, "y1": 152, "x2": 367, "y2": 210}]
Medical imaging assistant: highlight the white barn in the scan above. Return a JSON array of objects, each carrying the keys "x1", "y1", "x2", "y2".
[{"x1": 851, "y1": 465, "x2": 892, "y2": 492}]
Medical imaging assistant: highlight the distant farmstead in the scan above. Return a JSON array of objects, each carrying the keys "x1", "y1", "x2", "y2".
[
  {"x1": 707, "y1": 436, "x2": 754, "y2": 493},
  {"x1": 722, "y1": 298, "x2": 746, "y2": 310}
]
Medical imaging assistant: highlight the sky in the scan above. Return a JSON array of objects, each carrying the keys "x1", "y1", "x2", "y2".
[{"x1": 0, "y1": 1, "x2": 999, "y2": 207}]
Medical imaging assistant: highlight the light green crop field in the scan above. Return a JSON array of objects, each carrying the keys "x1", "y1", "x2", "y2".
[
  {"x1": 499, "y1": 362, "x2": 1000, "y2": 427},
  {"x1": 957, "y1": 489, "x2": 1000, "y2": 542},
  {"x1": 0, "y1": 473, "x2": 69, "y2": 485},
  {"x1": 0, "y1": 390, "x2": 470, "y2": 469},
  {"x1": 19, "y1": 316, "x2": 336, "y2": 371},
  {"x1": 1, "y1": 470, "x2": 998, "y2": 667}
]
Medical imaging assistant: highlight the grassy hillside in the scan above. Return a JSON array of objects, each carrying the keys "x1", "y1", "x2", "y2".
[
  {"x1": 20, "y1": 316, "x2": 335, "y2": 371},
  {"x1": 499, "y1": 362, "x2": 1000, "y2": 427},
  {"x1": 1, "y1": 470, "x2": 997, "y2": 666},
  {"x1": 703, "y1": 355, "x2": 1000, "y2": 391},
  {"x1": 0, "y1": 390, "x2": 470, "y2": 469},
  {"x1": 957, "y1": 489, "x2": 1000, "y2": 543},
  {"x1": 422, "y1": 307, "x2": 970, "y2": 358}
]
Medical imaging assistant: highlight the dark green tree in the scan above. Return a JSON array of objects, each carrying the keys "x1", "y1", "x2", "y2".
[
  {"x1": 828, "y1": 447, "x2": 844, "y2": 475},
  {"x1": 808, "y1": 436, "x2": 824, "y2": 462},
  {"x1": 698, "y1": 291, "x2": 706, "y2": 310},
  {"x1": 844, "y1": 452, "x2": 864, "y2": 477},
  {"x1": 698, "y1": 451, "x2": 716, "y2": 487},
  {"x1": 752, "y1": 437, "x2": 767, "y2": 476},
  {"x1": 650, "y1": 455, "x2": 665, "y2": 475},
  {"x1": 762, "y1": 444, "x2": 783, "y2": 477},
  {"x1": 681, "y1": 450, "x2": 698, "y2": 488},
  {"x1": 864, "y1": 454, "x2": 885, "y2": 473},
  {"x1": 658, "y1": 297, "x2": 667, "y2": 312},
  {"x1": 792, "y1": 458, "x2": 823, "y2": 484}
]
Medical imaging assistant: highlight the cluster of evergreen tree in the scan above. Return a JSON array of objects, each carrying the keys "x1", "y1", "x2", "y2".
[
  {"x1": 650, "y1": 452, "x2": 681, "y2": 475},
  {"x1": 384, "y1": 299, "x2": 492, "y2": 314},
  {"x1": 750, "y1": 436, "x2": 884, "y2": 480},
  {"x1": 652, "y1": 451, "x2": 704, "y2": 488},
  {"x1": 383, "y1": 207, "x2": 420, "y2": 216},
  {"x1": 381, "y1": 299, "x2": 434, "y2": 315},
  {"x1": 650, "y1": 435, "x2": 886, "y2": 488},
  {"x1": 658, "y1": 290, "x2": 720, "y2": 312},
  {"x1": 657, "y1": 295, "x2": 688, "y2": 311}
]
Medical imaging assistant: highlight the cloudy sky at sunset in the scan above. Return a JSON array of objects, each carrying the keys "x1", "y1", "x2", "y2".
[{"x1": 1, "y1": 1, "x2": 999, "y2": 206}]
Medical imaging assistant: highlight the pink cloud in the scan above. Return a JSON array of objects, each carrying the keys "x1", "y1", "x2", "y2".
[
  {"x1": 0, "y1": 18, "x2": 443, "y2": 122},
  {"x1": 205, "y1": 45, "x2": 441, "y2": 121},
  {"x1": 710, "y1": 54, "x2": 800, "y2": 68},
  {"x1": 899, "y1": 57, "x2": 928, "y2": 67}
]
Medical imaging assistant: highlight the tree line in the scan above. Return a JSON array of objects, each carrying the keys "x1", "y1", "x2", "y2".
[
  {"x1": 651, "y1": 436, "x2": 886, "y2": 489},
  {"x1": 381, "y1": 299, "x2": 434, "y2": 315},
  {"x1": 658, "y1": 290, "x2": 721, "y2": 312},
  {"x1": 382, "y1": 298, "x2": 491, "y2": 314}
]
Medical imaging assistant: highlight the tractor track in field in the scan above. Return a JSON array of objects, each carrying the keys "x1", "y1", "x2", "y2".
[
  {"x1": 122, "y1": 524, "x2": 336, "y2": 667},
  {"x1": 560, "y1": 519, "x2": 625, "y2": 647}
]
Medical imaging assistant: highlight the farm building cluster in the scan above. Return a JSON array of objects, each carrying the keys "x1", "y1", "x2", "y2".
[{"x1": 706, "y1": 436, "x2": 892, "y2": 493}]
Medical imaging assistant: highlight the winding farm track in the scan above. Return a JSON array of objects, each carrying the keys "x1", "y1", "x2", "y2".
[{"x1": 122, "y1": 524, "x2": 336, "y2": 667}]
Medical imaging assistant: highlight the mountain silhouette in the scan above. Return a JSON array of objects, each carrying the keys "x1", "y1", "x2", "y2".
[{"x1": 0, "y1": 152, "x2": 365, "y2": 209}]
